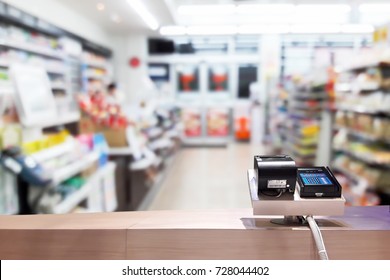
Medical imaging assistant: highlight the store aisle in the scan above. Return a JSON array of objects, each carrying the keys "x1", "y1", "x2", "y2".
[{"x1": 148, "y1": 143, "x2": 267, "y2": 210}]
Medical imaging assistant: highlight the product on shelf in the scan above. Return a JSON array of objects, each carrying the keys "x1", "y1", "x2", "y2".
[
  {"x1": 78, "y1": 94, "x2": 129, "y2": 147},
  {"x1": 335, "y1": 111, "x2": 390, "y2": 142},
  {"x1": 333, "y1": 154, "x2": 390, "y2": 194},
  {"x1": 207, "y1": 108, "x2": 229, "y2": 137},
  {"x1": 82, "y1": 51, "x2": 108, "y2": 67},
  {"x1": 182, "y1": 108, "x2": 201, "y2": 137}
]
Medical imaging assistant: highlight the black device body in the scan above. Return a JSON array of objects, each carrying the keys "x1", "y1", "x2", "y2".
[
  {"x1": 297, "y1": 166, "x2": 342, "y2": 198},
  {"x1": 254, "y1": 155, "x2": 297, "y2": 195}
]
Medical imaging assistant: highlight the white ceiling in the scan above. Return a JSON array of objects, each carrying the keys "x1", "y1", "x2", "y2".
[
  {"x1": 55, "y1": 0, "x2": 174, "y2": 34},
  {"x1": 55, "y1": 0, "x2": 390, "y2": 36}
]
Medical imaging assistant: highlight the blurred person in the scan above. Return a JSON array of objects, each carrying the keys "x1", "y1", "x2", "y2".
[{"x1": 106, "y1": 82, "x2": 125, "y2": 105}]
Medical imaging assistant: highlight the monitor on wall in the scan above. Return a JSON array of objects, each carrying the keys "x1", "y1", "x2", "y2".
[{"x1": 238, "y1": 65, "x2": 258, "y2": 99}]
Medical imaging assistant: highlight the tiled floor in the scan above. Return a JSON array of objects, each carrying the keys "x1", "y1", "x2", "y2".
[{"x1": 148, "y1": 143, "x2": 267, "y2": 210}]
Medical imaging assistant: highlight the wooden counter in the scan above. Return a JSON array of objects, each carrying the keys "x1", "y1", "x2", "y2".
[{"x1": 0, "y1": 206, "x2": 389, "y2": 260}]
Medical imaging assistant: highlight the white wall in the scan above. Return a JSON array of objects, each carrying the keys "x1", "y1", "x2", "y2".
[
  {"x1": 111, "y1": 34, "x2": 151, "y2": 103},
  {"x1": 4, "y1": 0, "x2": 113, "y2": 49}
]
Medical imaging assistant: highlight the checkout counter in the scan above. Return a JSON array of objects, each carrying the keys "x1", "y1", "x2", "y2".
[{"x1": 0, "y1": 206, "x2": 389, "y2": 260}]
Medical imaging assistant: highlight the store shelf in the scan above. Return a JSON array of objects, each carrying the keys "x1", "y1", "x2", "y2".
[
  {"x1": 51, "y1": 84, "x2": 67, "y2": 90},
  {"x1": 331, "y1": 163, "x2": 380, "y2": 199},
  {"x1": 335, "y1": 126, "x2": 390, "y2": 145},
  {"x1": 46, "y1": 68, "x2": 66, "y2": 75},
  {"x1": 165, "y1": 128, "x2": 181, "y2": 138},
  {"x1": 52, "y1": 162, "x2": 115, "y2": 214},
  {"x1": 0, "y1": 87, "x2": 14, "y2": 96},
  {"x1": 0, "y1": 61, "x2": 10, "y2": 68},
  {"x1": 339, "y1": 61, "x2": 390, "y2": 73},
  {"x1": 37, "y1": 111, "x2": 80, "y2": 128},
  {"x1": 336, "y1": 105, "x2": 390, "y2": 117},
  {"x1": 334, "y1": 148, "x2": 390, "y2": 169},
  {"x1": 31, "y1": 139, "x2": 75, "y2": 162},
  {"x1": 82, "y1": 61, "x2": 107, "y2": 69},
  {"x1": 0, "y1": 40, "x2": 65, "y2": 60},
  {"x1": 149, "y1": 138, "x2": 174, "y2": 151},
  {"x1": 332, "y1": 163, "x2": 369, "y2": 186},
  {"x1": 287, "y1": 136, "x2": 318, "y2": 147},
  {"x1": 287, "y1": 148, "x2": 316, "y2": 159},
  {"x1": 291, "y1": 93, "x2": 327, "y2": 100},
  {"x1": 131, "y1": 154, "x2": 162, "y2": 171},
  {"x1": 145, "y1": 127, "x2": 164, "y2": 139},
  {"x1": 136, "y1": 154, "x2": 177, "y2": 211},
  {"x1": 51, "y1": 151, "x2": 99, "y2": 185},
  {"x1": 0, "y1": 61, "x2": 66, "y2": 75},
  {"x1": 85, "y1": 73, "x2": 106, "y2": 80},
  {"x1": 108, "y1": 147, "x2": 132, "y2": 156}
]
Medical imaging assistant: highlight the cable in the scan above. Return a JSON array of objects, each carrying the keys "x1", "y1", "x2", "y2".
[{"x1": 305, "y1": 215, "x2": 329, "y2": 260}]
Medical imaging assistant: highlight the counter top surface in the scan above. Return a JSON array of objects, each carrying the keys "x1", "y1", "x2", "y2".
[{"x1": 0, "y1": 206, "x2": 389, "y2": 231}]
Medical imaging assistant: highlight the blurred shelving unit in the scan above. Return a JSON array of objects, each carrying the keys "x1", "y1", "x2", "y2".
[
  {"x1": 127, "y1": 105, "x2": 183, "y2": 210},
  {"x1": 281, "y1": 75, "x2": 328, "y2": 166},
  {"x1": 331, "y1": 57, "x2": 390, "y2": 205},
  {"x1": 0, "y1": 1, "x2": 117, "y2": 215},
  {"x1": 81, "y1": 50, "x2": 113, "y2": 94}
]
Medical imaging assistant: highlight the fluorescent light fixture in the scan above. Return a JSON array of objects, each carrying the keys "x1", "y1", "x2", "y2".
[
  {"x1": 178, "y1": 4, "x2": 236, "y2": 15},
  {"x1": 341, "y1": 24, "x2": 374, "y2": 34},
  {"x1": 187, "y1": 25, "x2": 237, "y2": 35},
  {"x1": 126, "y1": 0, "x2": 159, "y2": 30},
  {"x1": 160, "y1": 26, "x2": 186, "y2": 36},
  {"x1": 295, "y1": 4, "x2": 351, "y2": 13},
  {"x1": 238, "y1": 24, "x2": 290, "y2": 34},
  {"x1": 236, "y1": 15, "x2": 290, "y2": 24},
  {"x1": 359, "y1": 4, "x2": 390, "y2": 13},
  {"x1": 237, "y1": 4, "x2": 294, "y2": 14},
  {"x1": 290, "y1": 14, "x2": 348, "y2": 24},
  {"x1": 291, "y1": 24, "x2": 341, "y2": 34}
]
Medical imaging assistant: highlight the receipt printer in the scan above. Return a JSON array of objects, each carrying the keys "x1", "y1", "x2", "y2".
[{"x1": 254, "y1": 155, "x2": 297, "y2": 194}]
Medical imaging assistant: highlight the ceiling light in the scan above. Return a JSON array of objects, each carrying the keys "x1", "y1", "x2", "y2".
[
  {"x1": 295, "y1": 4, "x2": 351, "y2": 14},
  {"x1": 160, "y1": 26, "x2": 186, "y2": 36},
  {"x1": 187, "y1": 25, "x2": 237, "y2": 35},
  {"x1": 178, "y1": 4, "x2": 236, "y2": 15},
  {"x1": 359, "y1": 4, "x2": 390, "y2": 13},
  {"x1": 126, "y1": 0, "x2": 159, "y2": 30},
  {"x1": 341, "y1": 24, "x2": 374, "y2": 34},
  {"x1": 238, "y1": 25, "x2": 290, "y2": 34},
  {"x1": 290, "y1": 14, "x2": 348, "y2": 24},
  {"x1": 97, "y1": 3, "x2": 105, "y2": 11},
  {"x1": 291, "y1": 24, "x2": 342, "y2": 34},
  {"x1": 237, "y1": 4, "x2": 294, "y2": 15}
]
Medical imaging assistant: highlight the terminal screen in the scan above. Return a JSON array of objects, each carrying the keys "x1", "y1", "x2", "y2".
[{"x1": 299, "y1": 173, "x2": 332, "y2": 186}]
